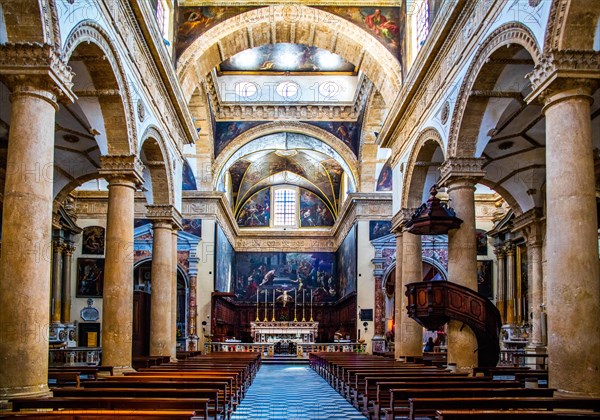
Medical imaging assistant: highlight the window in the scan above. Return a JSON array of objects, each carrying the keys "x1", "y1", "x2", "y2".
[
  {"x1": 273, "y1": 188, "x2": 297, "y2": 227},
  {"x1": 155, "y1": 1, "x2": 165, "y2": 35},
  {"x1": 416, "y1": 0, "x2": 430, "y2": 50}
]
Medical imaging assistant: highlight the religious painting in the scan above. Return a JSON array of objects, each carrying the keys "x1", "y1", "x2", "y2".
[
  {"x1": 181, "y1": 218, "x2": 202, "y2": 238},
  {"x1": 376, "y1": 163, "x2": 393, "y2": 191},
  {"x1": 214, "y1": 121, "x2": 266, "y2": 157},
  {"x1": 305, "y1": 120, "x2": 361, "y2": 156},
  {"x1": 182, "y1": 159, "x2": 197, "y2": 191},
  {"x1": 76, "y1": 258, "x2": 104, "y2": 298},
  {"x1": 237, "y1": 188, "x2": 271, "y2": 228},
  {"x1": 318, "y1": 7, "x2": 404, "y2": 59},
  {"x1": 176, "y1": 6, "x2": 259, "y2": 59},
  {"x1": 300, "y1": 189, "x2": 334, "y2": 227},
  {"x1": 82, "y1": 226, "x2": 105, "y2": 255},
  {"x1": 476, "y1": 229, "x2": 488, "y2": 255},
  {"x1": 219, "y1": 44, "x2": 356, "y2": 73},
  {"x1": 477, "y1": 260, "x2": 493, "y2": 299},
  {"x1": 234, "y1": 252, "x2": 337, "y2": 303},
  {"x1": 337, "y1": 225, "x2": 357, "y2": 298},
  {"x1": 215, "y1": 224, "x2": 234, "y2": 292},
  {"x1": 369, "y1": 220, "x2": 392, "y2": 240}
]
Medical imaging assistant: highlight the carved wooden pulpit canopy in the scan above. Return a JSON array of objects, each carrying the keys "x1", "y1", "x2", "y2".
[{"x1": 404, "y1": 185, "x2": 463, "y2": 235}]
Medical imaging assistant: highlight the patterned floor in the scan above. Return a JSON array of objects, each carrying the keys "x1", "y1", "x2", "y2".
[{"x1": 231, "y1": 364, "x2": 366, "y2": 420}]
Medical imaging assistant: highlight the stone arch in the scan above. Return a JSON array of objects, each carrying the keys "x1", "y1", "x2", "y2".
[
  {"x1": 447, "y1": 22, "x2": 542, "y2": 158},
  {"x1": 63, "y1": 21, "x2": 136, "y2": 156},
  {"x1": 0, "y1": 0, "x2": 59, "y2": 46},
  {"x1": 140, "y1": 125, "x2": 174, "y2": 206},
  {"x1": 544, "y1": 0, "x2": 600, "y2": 51},
  {"x1": 53, "y1": 173, "x2": 101, "y2": 206},
  {"x1": 401, "y1": 127, "x2": 444, "y2": 209},
  {"x1": 177, "y1": 5, "x2": 403, "y2": 107},
  {"x1": 213, "y1": 121, "x2": 360, "y2": 191}
]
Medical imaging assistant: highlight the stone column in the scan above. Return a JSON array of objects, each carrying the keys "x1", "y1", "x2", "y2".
[
  {"x1": 0, "y1": 84, "x2": 59, "y2": 399},
  {"x1": 188, "y1": 273, "x2": 198, "y2": 351},
  {"x1": 399, "y1": 226, "x2": 423, "y2": 357},
  {"x1": 61, "y1": 244, "x2": 75, "y2": 323},
  {"x1": 171, "y1": 229, "x2": 179, "y2": 359},
  {"x1": 393, "y1": 229, "x2": 403, "y2": 360},
  {"x1": 373, "y1": 275, "x2": 385, "y2": 337},
  {"x1": 528, "y1": 59, "x2": 600, "y2": 394},
  {"x1": 493, "y1": 246, "x2": 506, "y2": 322},
  {"x1": 439, "y1": 158, "x2": 485, "y2": 370},
  {"x1": 148, "y1": 220, "x2": 172, "y2": 357},
  {"x1": 99, "y1": 156, "x2": 143, "y2": 374},
  {"x1": 51, "y1": 238, "x2": 64, "y2": 324},
  {"x1": 505, "y1": 244, "x2": 516, "y2": 325}
]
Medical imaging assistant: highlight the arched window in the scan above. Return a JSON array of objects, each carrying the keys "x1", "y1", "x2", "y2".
[
  {"x1": 273, "y1": 187, "x2": 297, "y2": 227},
  {"x1": 416, "y1": 0, "x2": 430, "y2": 50}
]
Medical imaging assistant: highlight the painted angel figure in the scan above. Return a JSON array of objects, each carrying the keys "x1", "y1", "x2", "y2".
[{"x1": 276, "y1": 289, "x2": 294, "y2": 307}]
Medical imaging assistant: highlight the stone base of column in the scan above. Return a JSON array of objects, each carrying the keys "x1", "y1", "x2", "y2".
[
  {"x1": 0, "y1": 384, "x2": 52, "y2": 403},
  {"x1": 111, "y1": 366, "x2": 137, "y2": 376},
  {"x1": 447, "y1": 320, "x2": 478, "y2": 371}
]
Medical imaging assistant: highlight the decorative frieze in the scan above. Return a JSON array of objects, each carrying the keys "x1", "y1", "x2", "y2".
[
  {"x1": 438, "y1": 157, "x2": 486, "y2": 187},
  {"x1": 99, "y1": 154, "x2": 145, "y2": 185}
]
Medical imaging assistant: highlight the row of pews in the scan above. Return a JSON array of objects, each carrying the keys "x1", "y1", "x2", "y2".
[
  {"x1": 309, "y1": 352, "x2": 600, "y2": 420},
  {"x1": 2, "y1": 352, "x2": 261, "y2": 419}
]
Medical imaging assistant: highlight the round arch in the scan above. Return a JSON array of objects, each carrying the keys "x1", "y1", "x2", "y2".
[
  {"x1": 63, "y1": 21, "x2": 137, "y2": 156},
  {"x1": 447, "y1": 22, "x2": 542, "y2": 159},
  {"x1": 133, "y1": 257, "x2": 190, "y2": 289},
  {"x1": 140, "y1": 125, "x2": 175, "y2": 206},
  {"x1": 544, "y1": 0, "x2": 600, "y2": 51},
  {"x1": 177, "y1": 5, "x2": 403, "y2": 107},
  {"x1": 213, "y1": 121, "x2": 360, "y2": 192},
  {"x1": 401, "y1": 127, "x2": 445, "y2": 209}
]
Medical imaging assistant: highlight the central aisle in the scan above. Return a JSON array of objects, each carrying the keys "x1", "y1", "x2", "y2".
[{"x1": 231, "y1": 364, "x2": 367, "y2": 420}]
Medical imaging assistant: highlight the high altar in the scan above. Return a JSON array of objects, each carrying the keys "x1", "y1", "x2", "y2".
[{"x1": 251, "y1": 321, "x2": 318, "y2": 343}]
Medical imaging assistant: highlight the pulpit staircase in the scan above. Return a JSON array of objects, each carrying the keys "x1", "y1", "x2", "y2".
[{"x1": 405, "y1": 280, "x2": 502, "y2": 367}]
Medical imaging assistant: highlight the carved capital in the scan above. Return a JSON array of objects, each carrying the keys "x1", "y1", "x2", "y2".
[
  {"x1": 438, "y1": 157, "x2": 486, "y2": 188},
  {"x1": 493, "y1": 245, "x2": 506, "y2": 259},
  {"x1": 99, "y1": 155, "x2": 145, "y2": 186},
  {"x1": 527, "y1": 50, "x2": 600, "y2": 105},
  {"x1": 0, "y1": 43, "x2": 75, "y2": 103},
  {"x1": 146, "y1": 204, "x2": 183, "y2": 230},
  {"x1": 504, "y1": 242, "x2": 516, "y2": 256},
  {"x1": 63, "y1": 243, "x2": 76, "y2": 257},
  {"x1": 396, "y1": 207, "x2": 418, "y2": 230}
]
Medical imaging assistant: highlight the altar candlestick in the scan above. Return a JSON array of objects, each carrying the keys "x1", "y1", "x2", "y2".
[
  {"x1": 263, "y1": 289, "x2": 268, "y2": 322},
  {"x1": 271, "y1": 289, "x2": 276, "y2": 322},
  {"x1": 294, "y1": 288, "x2": 297, "y2": 322},
  {"x1": 302, "y1": 289, "x2": 306, "y2": 322},
  {"x1": 310, "y1": 289, "x2": 314, "y2": 322},
  {"x1": 256, "y1": 287, "x2": 260, "y2": 322}
]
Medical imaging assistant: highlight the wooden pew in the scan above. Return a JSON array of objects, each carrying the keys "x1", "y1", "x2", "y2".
[
  {"x1": 10, "y1": 398, "x2": 209, "y2": 418},
  {"x1": 383, "y1": 387, "x2": 555, "y2": 420},
  {"x1": 48, "y1": 372, "x2": 80, "y2": 388},
  {"x1": 435, "y1": 410, "x2": 600, "y2": 419},
  {"x1": 409, "y1": 397, "x2": 600, "y2": 420},
  {"x1": 0, "y1": 409, "x2": 199, "y2": 419}
]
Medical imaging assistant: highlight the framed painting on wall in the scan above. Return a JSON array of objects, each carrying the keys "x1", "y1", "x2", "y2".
[
  {"x1": 82, "y1": 226, "x2": 105, "y2": 255},
  {"x1": 76, "y1": 258, "x2": 105, "y2": 298}
]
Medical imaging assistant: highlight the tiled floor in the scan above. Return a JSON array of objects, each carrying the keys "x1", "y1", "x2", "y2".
[{"x1": 231, "y1": 364, "x2": 366, "y2": 420}]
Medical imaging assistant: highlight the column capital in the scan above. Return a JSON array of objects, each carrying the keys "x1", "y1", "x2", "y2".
[
  {"x1": 63, "y1": 243, "x2": 76, "y2": 257},
  {"x1": 527, "y1": 50, "x2": 600, "y2": 107},
  {"x1": 438, "y1": 157, "x2": 486, "y2": 189},
  {"x1": 100, "y1": 155, "x2": 145, "y2": 187},
  {"x1": 391, "y1": 208, "x2": 417, "y2": 233},
  {"x1": 512, "y1": 208, "x2": 545, "y2": 247},
  {"x1": 493, "y1": 245, "x2": 506, "y2": 259},
  {"x1": 146, "y1": 204, "x2": 183, "y2": 230},
  {"x1": 0, "y1": 43, "x2": 75, "y2": 104},
  {"x1": 504, "y1": 242, "x2": 516, "y2": 256}
]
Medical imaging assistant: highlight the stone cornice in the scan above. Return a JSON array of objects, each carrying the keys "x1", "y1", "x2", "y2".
[
  {"x1": 527, "y1": 50, "x2": 600, "y2": 104},
  {"x1": 0, "y1": 43, "x2": 75, "y2": 102},
  {"x1": 511, "y1": 207, "x2": 545, "y2": 246},
  {"x1": 146, "y1": 204, "x2": 183, "y2": 229},
  {"x1": 438, "y1": 157, "x2": 486, "y2": 187}
]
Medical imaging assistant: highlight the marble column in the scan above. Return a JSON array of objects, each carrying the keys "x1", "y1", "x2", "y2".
[
  {"x1": 494, "y1": 246, "x2": 506, "y2": 322},
  {"x1": 188, "y1": 273, "x2": 198, "y2": 351},
  {"x1": 440, "y1": 159, "x2": 484, "y2": 370},
  {"x1": 505, "y1": 244, "x2": 516, "y2": 325},
  {"x1": 149, "y1": 221, "x2": 173, "y2": 357},
  {"x1": 527, "y1": 238, "x2": 544, "y2": 347},
  {"x1": 100, "y1": 156, "x2": 143, "y2": 374},
  {"x1": 393, "y1": 230, "x2": 403, "y2": 360},
  {"x1": 399, "y1": 229, "x2": 423, "y2": 357},
  {"x1": 0, "y1": 84, "x2": 58, "y2": 399},
  {"x1": 171, "y1": 229, "x2": 179, "y2": 359},
  {"x1": 542, "y1": 81, "x2": 600, "y2": 395},
  {"x1": 51, "y1": 239, "x2": 64, "y2": 324},
  {"x1": 61, "y1": 244, "x2": 75, "y2": 323},
  {"x1": 373, "y1": 275, "x2": 385, "y2": 337}
]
